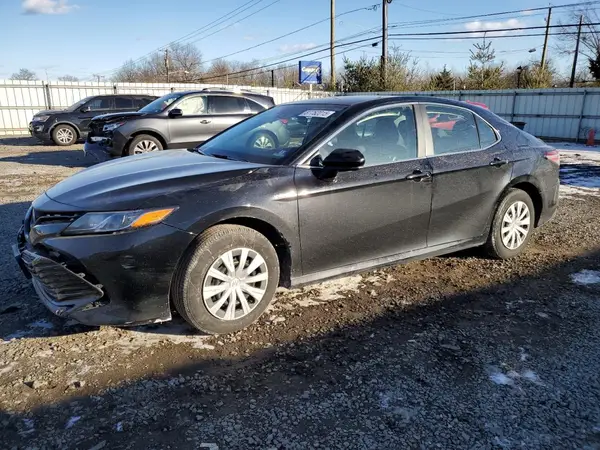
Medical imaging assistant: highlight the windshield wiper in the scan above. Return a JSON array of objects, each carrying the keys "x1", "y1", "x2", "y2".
[{"x1": 207, "y1": 153, "x2": 248, "y2": 163}]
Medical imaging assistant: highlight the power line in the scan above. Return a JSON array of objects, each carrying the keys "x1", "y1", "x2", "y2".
[
  {"x1": 98, "y1": 0, "x2": 270, "y2": 75},
  {"x1": 202, "y1": 4, "x2": 377, "y2": 65},
  {"x1": 185, "y1": 0, "x2": 282, "y2": 46}
]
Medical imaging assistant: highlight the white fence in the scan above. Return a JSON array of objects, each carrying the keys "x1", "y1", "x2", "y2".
[
  {"x1": 350, "y1": 88, "x2": 600, "y2": 142},
  {"x1": 2, "y1": 81, "x2": 600, "y2": 141},
  {"x1": 0, "y1": 80, "x2": 331, "y2": 136}
]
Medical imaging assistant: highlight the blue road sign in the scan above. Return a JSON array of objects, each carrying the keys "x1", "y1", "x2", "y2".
[{"x1": 298, "y1": 61, "x2": 322, "y2": 84}]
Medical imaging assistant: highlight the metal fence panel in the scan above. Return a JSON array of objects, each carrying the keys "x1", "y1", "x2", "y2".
[
  {"x1": 348, "y1": 88, "x2": 600, "y2": 142},
  {"x1": 0, "y1": 80, "x2": 332, "y2": 136}
]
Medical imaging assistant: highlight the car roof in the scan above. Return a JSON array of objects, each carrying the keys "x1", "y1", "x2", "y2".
[
  {"x1": 289, "y1": 95, "x2": 483, "y2": 109},
  {"x1": 174, "y1": 90, "x2": 272, "y2": 98},
  {"x1": 90, "y1": 94, "x2": 157, "y2": 98}
]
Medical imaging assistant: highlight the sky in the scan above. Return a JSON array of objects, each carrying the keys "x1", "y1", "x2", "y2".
[{"x1": 0, "y1": 0, "x2": 589, "y2": 81}]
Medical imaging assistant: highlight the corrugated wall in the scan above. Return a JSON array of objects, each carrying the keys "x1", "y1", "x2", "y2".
[
  {"x1": 349, "y1": 88, "x2": 600, "y2": 142},
  {"x1": 0, "y1": 80, "x2": 331, "y2": 136}
]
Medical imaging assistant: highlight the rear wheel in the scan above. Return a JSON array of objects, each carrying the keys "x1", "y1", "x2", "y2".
[
  {"x1": 52, "y1": 125, "x2": 77, "y2": 146},
  {"x1": 128, "y1": 134, "x2": 163, "y2": 156},
  {"x1": 484, "y1": 188, "x2": 535, "y2": 259},
  {"x1": 172, "y1": 225, "x2": 280, "y2": 335}
]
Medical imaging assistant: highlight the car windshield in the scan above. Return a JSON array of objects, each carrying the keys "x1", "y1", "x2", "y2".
[
  {"x1": 65, "y1": 97, "x2": 92, "y2": 112},
  {"x1": 138, "y1": 93, "x2": 183, "y2": 114},
  {"x1": 198, "y1": 103, "x2": 347, "y2": 165}
]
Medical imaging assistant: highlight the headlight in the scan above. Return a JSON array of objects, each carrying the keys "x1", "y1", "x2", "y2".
[
  {"x1": 103, "y1": 121, "x2": 125, "y2": 132},
  {"x1": 63, "y1": 208, "x2": 176, "y2": 235},
  {"x1": 33, "y1": 115, "x2": 50, "y2": 122}
]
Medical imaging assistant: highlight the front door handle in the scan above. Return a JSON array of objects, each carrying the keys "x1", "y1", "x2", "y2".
[
  {"x1": 200, "y1": 119, "x2": 211, "y2": 124},
  {"x1": 406, "y1": 170, "x2": 432, "y2": 181},
  {"x1": 490, "y1": 157, "x2": 509, "y2": 167}
]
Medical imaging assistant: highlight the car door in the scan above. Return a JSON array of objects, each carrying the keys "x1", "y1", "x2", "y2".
[
  {"x1": 422, "y1": 104, "x2": 515, "y2": 247},
  {"x1": 207, "y1": 95, "x2": 254, "y2": 135},
  {"x1": 294, "y1": 104, "x2": 433, "y2": 275},
  {"x1": 167, "y1": 94, "x2": 210, "y2": 148},
  {"x1": 77, "y1": 96, "x2": 114, "y2": 133}
]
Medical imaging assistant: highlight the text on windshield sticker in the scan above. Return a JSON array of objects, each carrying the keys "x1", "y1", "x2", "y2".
[{"x1": 299, "y1": 110, "x2": 336, "y2": 118}]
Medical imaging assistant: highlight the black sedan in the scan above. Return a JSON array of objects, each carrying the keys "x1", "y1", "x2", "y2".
[{"x1": 14, "y1": 96, "x2": 560, "y2": 334}]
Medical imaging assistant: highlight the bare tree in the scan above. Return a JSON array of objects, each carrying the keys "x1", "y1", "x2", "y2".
[
  {"x1": 557, "y1": 6, "x2": 600, "y2": 81},
  {"x1": 58, "y1": 75, "x2": 79, "y2": 82},
  {"x1": 10, "y1": 68, "x2": 37, "y2": 81},
  {"x1": 113, "y1": 43, "x2": 203, "y2": 83}
]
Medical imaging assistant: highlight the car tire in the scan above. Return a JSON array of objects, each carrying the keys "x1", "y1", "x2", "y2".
[
  {"x1": 52, "y1": 124, "x2": 77, "y2": 146},
  {"x1": 484, "y1": 188, "x2": 535, "y2": 259},
  {"x1": 128, "y1": 135, "x2": 163, "y2": 156},
  {"x1": 248, "y1": 131, "x2": 278, "y2": 149},
  {"x1": 172, "y1": 224, "x2": 280, "y2": 335}
]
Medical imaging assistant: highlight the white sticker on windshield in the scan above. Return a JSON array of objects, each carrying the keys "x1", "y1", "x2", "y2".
[{"x1": 299, "y1": 110, "x2": 336, "y2": 118}]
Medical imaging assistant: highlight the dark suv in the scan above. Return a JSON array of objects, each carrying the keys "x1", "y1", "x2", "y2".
[
  {"x1": 29, "y1": 95, "x2": 157, "y2": 146},
  {"x1": 83, "y1": 89, "x2": 277, "y2": 160}
]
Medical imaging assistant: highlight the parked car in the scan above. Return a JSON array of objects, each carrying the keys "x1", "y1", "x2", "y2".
[
  {"x1": 14, "y1": 96, "x2": 560, "y2": 335},
  {"x1": 83, "y1": 89, "x2": 277, "y2": 160},
  {"x1": 29, "y1": 95, "x2": 157, "y2": 146}
]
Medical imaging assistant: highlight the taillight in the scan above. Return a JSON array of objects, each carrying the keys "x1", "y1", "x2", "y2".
[
  {"x1": 279, "y1": 118, "x2": 288, "y2": 124},
  {"x1": 544, "y1": 149, "x2": 560, "y2": 165}
]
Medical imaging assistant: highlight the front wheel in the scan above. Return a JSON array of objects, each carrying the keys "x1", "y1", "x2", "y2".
[
  {"x1": 484, "y1": 188, "x2": 535, "y2": 259},
  {"x1": 52, "y1": 124, "x2": 77, "y2": 146},
  {"x1": 172, "y1": 225, "x2": 280, "y2": 335},
  {"x1": 128, "y1": 134, "x2": 163, "y2": 156}
]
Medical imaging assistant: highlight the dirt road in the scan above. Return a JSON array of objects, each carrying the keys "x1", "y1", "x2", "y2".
[{"x1": 1, "y1": 138, "x2": 600, "y2": 449}]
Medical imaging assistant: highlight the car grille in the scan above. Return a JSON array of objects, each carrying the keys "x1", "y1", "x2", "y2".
[
  {"x1": 24, "y1": 208, "x2": 80, "y2": 243},
  {"x1": 21, "y1": 250, "x2": 103, "y2": 304}
]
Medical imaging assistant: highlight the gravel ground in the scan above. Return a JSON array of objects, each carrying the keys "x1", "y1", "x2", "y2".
[{"x1": 1, "y1": 138, "x2": 600, "y2": 449}]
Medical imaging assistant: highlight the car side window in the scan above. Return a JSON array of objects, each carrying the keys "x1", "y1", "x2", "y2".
[
  {"x1": 86, "y1": 97, "x2": 112, "y2": 111},
  {"x1": 245, "y1": 99, "x2": 265, "y2": 113},
  {"x1": 315, "y1": 105, "x2": 418, "y2": 167},
  {"x1": 210, "y1": 96, "x2": 246, "y2": 114},
  {"x1": 427, "y1": 105, "x2": 479, "y2": 155},
  {"x1": 115, "y1": 97, "x2": 133, "y2": 109},
  {"x1": 475, "y1": 116, "x2": 498, "y2": 148},
  {"x1": 177, "y1": 95, "x2": 207, "y2": 116}
]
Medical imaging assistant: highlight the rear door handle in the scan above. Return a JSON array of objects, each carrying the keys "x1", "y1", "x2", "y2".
[
  {"x1": 200, "y1": 119, "x2": 211, "y2": 124},
  {"x1": 406, "y1": 170, "x2": 432, "y2": 181},
  {"x1": 490, "y1": 157, "x2": 509, "y2": 167}
]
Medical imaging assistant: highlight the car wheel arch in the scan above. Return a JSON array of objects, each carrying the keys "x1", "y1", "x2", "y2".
[
  {"x1": 497, "y1": 176, "x2": 544, "y2": 228},
  {"x1": 50, "y1": 121, "x2": 81, "y2": 138}
]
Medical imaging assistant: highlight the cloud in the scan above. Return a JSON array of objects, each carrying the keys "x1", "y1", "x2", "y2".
[
  {"x1": 521, "y1": 9, "x2": 536, "y2": 16},
  {"x1": 464, "y1": 18, "x2": 525, "y2": 35},
  {"x1": 243, "y1": 35, "x2": 256, "y2": 41},
  {"x1": 22, "y1": 0, "x2": 78, "y2": 15},
  {"x1": 278, "y1": 43, "x2": 317, "y2": 53}
]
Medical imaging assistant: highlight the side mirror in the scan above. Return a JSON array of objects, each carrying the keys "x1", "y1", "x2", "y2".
[
  {"x1": 169, "y1": 108, "x2": 183, "y2": 118},
  {"x1": 322, "y1": 148, "x2": 365, "y2": 171},
  {"x1": 80, "y1": 106, "x2": 91, "y2": 113}
]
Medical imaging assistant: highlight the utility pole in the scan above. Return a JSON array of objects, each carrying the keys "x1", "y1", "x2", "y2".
[
  {"x1": 570, "y1": 15, "x2": 583, "y2": 88},
  {"x1": 330, "y1": 0, "x2": 335, "y2": 89},
  {"x1": 541, "y1": 7, "x2": 552, "y2": 70},
  {"x1": 164, "y1": 49, "x2": 170, "y2": 84},
  {"x1": 271, "y1": 69, "x2": 275, "y2": 88},
  {"x1": 381, "y1": 0, "x2": 392, "y2": 89}
]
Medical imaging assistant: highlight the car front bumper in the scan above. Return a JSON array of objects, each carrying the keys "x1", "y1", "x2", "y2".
[
  {"x1": 14, "y1": 222, "x2": 195, "y2": 327},
  {"x1": 83, "y1": 139, "x2": 113, "y2": 163},
  {"x1": 29, "y1": 122, "x2": 51, "y2": 141}
]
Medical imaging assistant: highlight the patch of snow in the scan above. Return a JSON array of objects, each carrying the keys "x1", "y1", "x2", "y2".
[
  {"x1": 519, "y1": 348, "x2": 529, "y2": 362},
  {"x1": 379, "y1": 392, "x2": 391, "y2": 409},
  {"x1": 28, "y1": 319, "x2": 54, "y2": 329},
  {"x1": 522, "y1": 369, "x2": 539, "y2": 383},
  {"x1": 0, "y1": 362, "x2": 16, "y2": 375},
  {"x1": 65, "y1": 416, "x2": 81, "y2": 429},
  {"x1": 20, "y1": 418, "x2": 35, "y2": 436},
  {"x1": 571, "y1": 270, "x2": 600, "y2": 285},
  {"x1": 115, "y1": 422, "x2": 123, "y2": 432},
  {"x1": 114, "y1": 320, "x2": 214, "y2": 353},
  {"x1": 1, "y1": 329, "x2": 33, "y2": 344},
  {"x1": 536, "y1": 312, "x2": 549, "y2": 319},
  {"x1": 560, "y1": 184, "x2": 599, "y2": 199},
  {"x1": 490, "y1": 371, "x2": 514, "y2": 386}
]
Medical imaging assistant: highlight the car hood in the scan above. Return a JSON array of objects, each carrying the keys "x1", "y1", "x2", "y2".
[
  {"x1": 33, "y1": 109, "x2": 65, "y2": 116},
  {"x1": 43, "y1": 150, "x2": 263, "y2": 210},
  {"x1": 91, "y1": 111, "x2": 145, "y2": 123}
]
